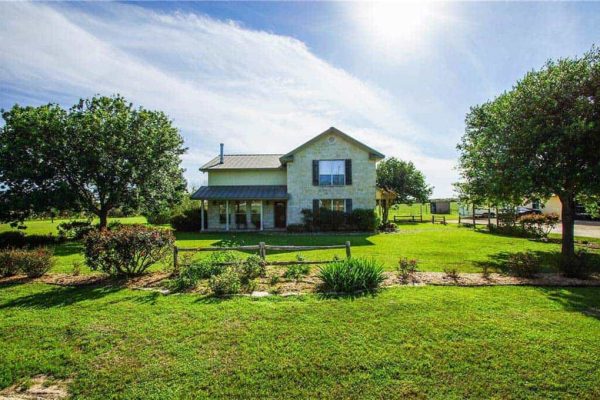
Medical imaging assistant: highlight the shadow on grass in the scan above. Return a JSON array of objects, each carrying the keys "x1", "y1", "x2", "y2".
[
  {"x1": 473, "y1": 250, "x2": 562, "y2": 274},
  {"x1": 51, "y1": 241, "x2": 83, "y2": 257},
  {"x1": 0, "y1": 285, "x2": 123, "y2": 309},
  {"x1": 537, "y1": 287, "x2": 600, "y2": 320}
]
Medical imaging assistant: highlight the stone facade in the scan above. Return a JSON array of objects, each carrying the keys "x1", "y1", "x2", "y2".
[
  {"x1": 206, "y1": 200, "x2": 275, "y2": 230},
  {"x1": 285, "y1": 133, "x2": 377, "y2": 224}
]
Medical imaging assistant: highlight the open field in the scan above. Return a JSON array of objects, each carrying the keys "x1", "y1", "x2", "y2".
[
  {"x1": 0, "y1": 283, "x2": 598, "y2": 399},
  {"x1": 2, "y1": 217, "x2": 600, "y2": 275}
]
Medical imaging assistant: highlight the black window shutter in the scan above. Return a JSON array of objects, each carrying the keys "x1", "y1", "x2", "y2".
[
  {"x1": 312, "y1": 160, "x2": 319, "y2": 185},
  {"x1": 345, "y1": 159, "x2": 352, "y2": 185},
  {"x1": 345, "y1": 199, "x2": 353, "y2": 213},
  {"x1": 313, "y1": 199, "x2": 320, "y2": 214}
]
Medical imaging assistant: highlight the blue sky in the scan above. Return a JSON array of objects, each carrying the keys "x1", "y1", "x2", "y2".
[{"x1": 1, "y1": 1, "x2": 599, "y2": 197}]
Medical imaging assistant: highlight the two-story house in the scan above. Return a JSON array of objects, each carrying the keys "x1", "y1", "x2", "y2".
[{"x1": 191, "y1": 127, "x2": 385, "y2": 231}]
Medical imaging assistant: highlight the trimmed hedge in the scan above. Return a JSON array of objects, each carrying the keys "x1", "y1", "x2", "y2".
[
  {"x1": 0, "y1": 231, "x2": 63, "y2": 249},
  {"x1": 300, "y1": 208, "x2": 379, "y2": 232}
]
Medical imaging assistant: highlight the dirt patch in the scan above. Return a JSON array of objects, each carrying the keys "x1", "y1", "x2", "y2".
[{"x1": 0, "y1": 375, "x2": 70, "y2": 400}]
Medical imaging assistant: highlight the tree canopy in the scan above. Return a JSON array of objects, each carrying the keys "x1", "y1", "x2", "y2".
[
  {"x1": 376, "y1": 158, "x2": 432, "y2": 223},
  {"x1": 0, "y1": 95, "x2": 187, "y2": 228},
  {"x1": 457, "y1": 46, "x2": 600, "y2": 269}
]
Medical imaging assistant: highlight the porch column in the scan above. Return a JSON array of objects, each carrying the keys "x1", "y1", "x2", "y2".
[
  {"x1": 226, "y1": 200, "x2": 230, "y2": 231},
  {"x1": 200, "y1": 200, "x2": 205, "y2": 232},
  {"x1": 260, "y1": 200, "x2": 264, "y2": 231}
]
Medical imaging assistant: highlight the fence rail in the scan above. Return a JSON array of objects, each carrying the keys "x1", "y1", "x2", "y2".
[
  {"x1": 174, "y1": 241, "x2": 351, "y2": 270},
  {"x1": 393, "y1": 215, "x2": 423, "y2": 223}
]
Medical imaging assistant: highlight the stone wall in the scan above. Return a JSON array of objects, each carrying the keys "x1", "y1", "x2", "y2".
[{"x1": 286, "y1": 133, "x2": 378, "y2": 225}]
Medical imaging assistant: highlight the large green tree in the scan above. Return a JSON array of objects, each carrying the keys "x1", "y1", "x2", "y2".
[
  {"x1": 376, "y1": 158, "x2": 433, "y2": 223},
  {"x1": 0, "y1": 95, "x2": 187, "y2": 228},
  {"x1": 457, "y1": 46, "x2": 600, "y2": 270}
]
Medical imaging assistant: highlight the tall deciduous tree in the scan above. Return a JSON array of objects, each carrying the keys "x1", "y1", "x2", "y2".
[
  {"x1": 0, "y1": 95, "x2": 187, "y2": 228},
  {"x1": 457, "y1": 46, "x2": 600, "y2": 271},
  {"x1": 376, "y1": 158, "x2": 432, "y2": 223}
]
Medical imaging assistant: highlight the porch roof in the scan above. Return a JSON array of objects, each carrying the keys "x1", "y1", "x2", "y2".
[{"x1": 191, "y1": 185, "x2": 288, "y2": 200}]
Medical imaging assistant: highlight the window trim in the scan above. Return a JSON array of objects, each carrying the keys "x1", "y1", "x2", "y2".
[{"x1": 318, "y1": 159, "x2": 346, "y2": 186}]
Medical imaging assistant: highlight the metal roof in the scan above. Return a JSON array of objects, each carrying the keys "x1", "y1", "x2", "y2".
[
  {"x1": 191, "y1": 185, "x2": 288, "y2": 200},
  {"x1": 200, "y1": 154, "x2": 284, "y2": 171}
]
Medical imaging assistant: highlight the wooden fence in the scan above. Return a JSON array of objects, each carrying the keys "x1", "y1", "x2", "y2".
[
  {"x1": 393, "y1": 215, "x2": 424, "y2": 223},
  {"x1": 431, "y1": 215, "x2": 447, "y2": 225},
  {"x1": 174, "y1": 241, "x2": 351, "y2": 270}
]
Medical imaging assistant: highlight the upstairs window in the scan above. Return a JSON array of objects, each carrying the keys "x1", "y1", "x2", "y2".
[{"x1": 319, "y1": 160, "x2": 345, "y2": 186}]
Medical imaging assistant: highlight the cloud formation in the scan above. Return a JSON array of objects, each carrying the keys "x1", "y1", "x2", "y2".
[{"x1": 0, "y1": 2, "x2": 456, "y2": 196}]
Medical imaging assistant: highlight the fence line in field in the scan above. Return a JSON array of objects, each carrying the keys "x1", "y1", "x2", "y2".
[{"x1": 173, "y1": 241, "x2": 351, "y2": 270}]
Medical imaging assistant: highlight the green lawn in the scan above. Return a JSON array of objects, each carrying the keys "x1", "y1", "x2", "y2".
[
  {"x1": 0, "y1": 283, "x2": 598, "y2": 399},
  {"x1": 2, "y1": 217, "x2": 599, "y2": 274}
]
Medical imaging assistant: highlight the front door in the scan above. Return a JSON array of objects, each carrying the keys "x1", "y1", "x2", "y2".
[{"x1": 274, "y1": 201, "x2": 286, "y2": 228}]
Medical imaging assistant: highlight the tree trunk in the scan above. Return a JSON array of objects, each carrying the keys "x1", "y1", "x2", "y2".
[
  {"x1": 559, "y1": 193, "x2": 576, "y2": 271},
  {"x1": 98, "y1": 207, "x2": 109, "y2": 229},
  {"x1": 382, "y1": 203, "x2": 389, "y2": 225}
]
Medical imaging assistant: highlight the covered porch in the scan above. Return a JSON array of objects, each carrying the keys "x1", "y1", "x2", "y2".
[{"x1": 191, "y1": 185, "x2": 288, "y2": 231}]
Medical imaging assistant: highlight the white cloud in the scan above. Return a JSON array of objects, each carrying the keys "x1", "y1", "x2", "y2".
[{"x1": 0, "y1": 2, "x2": 457, "y2": 197}]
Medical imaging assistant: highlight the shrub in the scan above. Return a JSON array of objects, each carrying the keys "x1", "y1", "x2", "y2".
[
  {"x1": 318, "y1": 258, "x2": 385, "y2": 293},
  {"x1": 349, "y1": 209, "x2": 379, "y2": 231},
  {"x1": 170, "y1": 208, "x2": 202, "y2": 232},
  {"x1": 286, "y1": 223, "x2": 306, "y2": 233},
  {"x1": 167, "y1": 251, "x2": 239, "y2": 292},
  {"x1": 0, "y1": 248, "x2": 54, "y2": 278},
  {"x1": 209, "y1": 267, "x2": 241, "y2": 295},
  {"x1": 443, "y1": 267, "x2": 459, "y2": 280},
  {"x1": 240, "y1": 255, "x2": 266, "y2": 283},
  {"x1": 397, "y1": 258, "x2": 418, "y2": 282},
  {"x1": 26, "y1": 234, "x2": 63, "y2": 247},
  {"x1": 518, "y1": 213, "x2": 559, "y2": 238},
  {"x1": 269, "y1": 274, "x2": 280, "y2": 285},
  {"x1": 505, "y1": 252, "x2": 541, "y2": 278},
  {"x1": 145, "y1": 210, "x2": 173, "y2": 225},
  {"x1": 57, "y1": 221, "x2": 95, "y2": 240},
  {"x1": 488, "y1": 224, "x2": 531, "y2": 238},
  {"x1": 379, "y1": 222, "x2": 398, "y2": 233},
  {"x1": 561, "y1": 249, "x2": 596, "y2": 279},
  {"x1": 84, "y1": 225, "x2": 174, "y2": 276},
  {"x1": 0, "y1": 231, "x2": 27, "y2": 248},
  {"x1": 284, "y1": 263, "x2": 311, "y2": 281}
]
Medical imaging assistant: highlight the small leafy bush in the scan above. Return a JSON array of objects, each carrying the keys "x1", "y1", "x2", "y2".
[
  {"x1": 443, "y1": 267, "x2": 460, "y2": 280},
  {"x1": 488, "y1": 224, "x2": 531, "y2": 238},
  {"x1": 0, "y1": 248, "x2": 54, "y2": 278},
  {"x1": 57, "y1": 221, "x2": 95, "y2": 240},
  {"x1": 518, "y1": 213, "x2": 559, "y2": 238},
  {"x1": 349, "y1": 209, "x2": 380, "y2": 231},
  {"x1": 284, "y1": 263, "x2": 311, "y2": 281},
  {"x1": 209, "y1": 267, "x2": 241, "y2": 295},
  {"x1": 286, "y1": 223, "x2": 306, "y2": 233},
  {"x1": 397, "y1": 258, "x2": 418, "y2": 282},
  {"x1": 505, "y1": 252, "x2": 541, "y2": 278},
  {"x1": 0, "y1": 231, "x2": 27, "y2": 248},
  {"x1": 300, "y1": 208, "x2": 378, "y2": 231},
  {"x1": 379, "y1": 222, "x2": 398, "y2": 233},
  {"x1": 145, "y1": 210, "x2": 173, "y2": 225},
  {"x1": 318, "y1": 258, "x2": 385, "y2": 293},
  {"x1": 84, "y1": 225, "x2": 174, "y2": 276},
  {"x1": 240, "y1": 255, "x2": 266, "y2": 283},
  {"x1": 170, "y1": 208, "x2": 202, "y2": 232},
  {"x1": 167, "y1": 251, "x2": 240, "y2": 292}
]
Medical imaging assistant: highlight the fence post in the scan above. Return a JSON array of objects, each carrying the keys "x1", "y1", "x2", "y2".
[
  {"x1": 458, "y1": 214, "x2": 461, "y2": 224},
  {"x1": 431, "y1": 215, "x2": 435, "y2": 224},
  {"x1": 443, "y1": 216, "x2": 446, "y2": 225},
  {"x1": 259, "y1": 242, "x2": 266, "y2": 261},
  {"x1": 173, "y1": 246, "x2": 179, "y2": 272},
  {"x1": 345, "y1": 241, "x2": 351, "y2": 259}
]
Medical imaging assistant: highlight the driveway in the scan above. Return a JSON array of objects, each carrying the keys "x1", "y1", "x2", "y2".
[{"x1": 553, "y1": 220, "x2": 600, "y2": 239}]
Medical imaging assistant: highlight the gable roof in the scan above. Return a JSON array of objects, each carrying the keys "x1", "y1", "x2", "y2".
[
  {"x1": 279, "y1": 127, "x2": 385, "y2": 163},
  {"x1": 200, "y1": 154, "x2": 284, "y2": 171}
]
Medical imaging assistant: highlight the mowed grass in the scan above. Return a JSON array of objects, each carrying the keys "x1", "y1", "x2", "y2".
[
  {"x1": 2, "y1": 217, "x2": 599, "y2": 274},
  {"x1": 0, "y1": 283, "x2": 598, "y2": 399}
]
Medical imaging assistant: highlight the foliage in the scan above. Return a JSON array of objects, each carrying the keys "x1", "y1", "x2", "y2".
[
  {"x1": 457, "y1": 46, "x2": 600, "y2": 270},
  {"x1": 284, "y1": 263, "x2": 311, "y2": 281},
  {"x1": 505, "y1": 252, "x2": 541, "y2": 278},
  {"x1": 318, "y1": 258, "x2": 385, "y2": 293},
  {"x1": 0, "y1": 231, "x2": 62, "y2": 248},
  {"x1": 167, "y1": 251, "x2": 239, "y2": 292},
  {"x1": 518, "y1": 213, "x2": 559, "y2": 238},
  {"x1": 84, "y1": 225, "x2": 174, "y2": 276},
  {"x1": 397, "y1": 258, "x2": 419, "y2": 282},
  {"x1": 57, "y1": 221, "x2": 95, "y2": 240},
  {"x1": 376, "y1": 158, "x2": 433, "y2": 222},
  {"x1": 562, "y1": 249, "x2": 596, "y2": 279},
  {"x1": 209, "y1": 267, "x2": 241, "y2": 296},
  {"x1": 443, "y1": 268, "x2": 460, "y2": 280},
  {"x1": 170, "y1": 208, "x2": 202, "y2": 232},
  {"x1": 0, "y1": 95, "x2": 187, "y2": 228},
  {"x1": 239, "y1": 255, "x2": 266, "y2": 283},
  {"x1": 0, "y1": 248, "x2": 53, "y2": 277},
  {"x1": 145, "y1": 210, "x2": 173, "y2": 225},
  {"x1": 378, "y1": 222, "x2": 398, "y2": 232},
  {"x1": 286, "y1": 223, "x2": 307, "y2": 233},
  {"x1": 300, "y1": 208, "x2": 378, "y2": 231}
]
